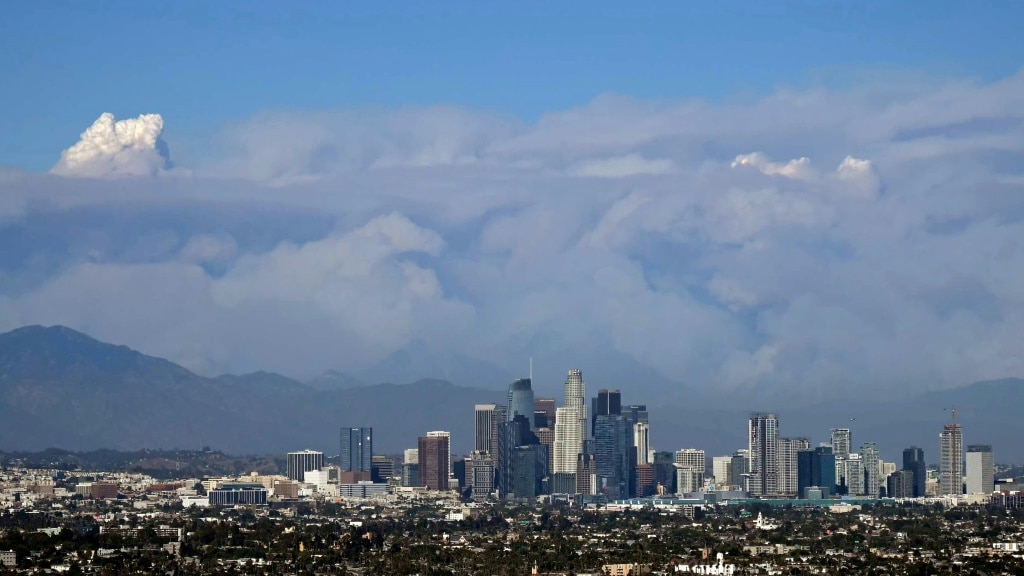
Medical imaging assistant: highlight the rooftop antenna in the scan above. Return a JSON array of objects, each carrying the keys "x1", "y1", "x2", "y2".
[{"x1": 944, "y1": 406, "x2": 957, "y2": 425}]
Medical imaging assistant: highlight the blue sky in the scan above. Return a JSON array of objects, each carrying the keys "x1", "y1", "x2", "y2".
[{"x1": 2, "y1": 1, "x2": 1022, "y2": 170}]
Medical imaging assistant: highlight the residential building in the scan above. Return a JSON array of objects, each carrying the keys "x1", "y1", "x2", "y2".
[
  {"x1": 778, "y1": 437, "x2": 810, "y2": 497},
  {"x1": 860, "y1": 443, "x2": 881, "y2": 497},
  {"x1": 749, "y1": 413, "x2": 779, "y2": 497}
]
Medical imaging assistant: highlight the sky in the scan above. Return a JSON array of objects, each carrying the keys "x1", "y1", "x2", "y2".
[{"x1": 1, "y1": 3, "x2": 1023, "y2": 401}]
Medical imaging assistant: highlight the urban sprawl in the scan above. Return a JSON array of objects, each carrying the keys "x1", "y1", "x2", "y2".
[{"x1": 2, "y1": 370, "x2": 1023, "y2": 575}]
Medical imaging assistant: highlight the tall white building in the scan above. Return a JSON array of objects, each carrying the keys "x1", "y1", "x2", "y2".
[
  {"x1": 712, "y1": 456, "x2": 733, "y2": 488},
  {"x1": 939, "y1": 414, "x2": 964, "y2": 496},
  {"x1": 553, "y1": 369, "x2": 587, "y2": 473},
  {"x1": 777, "y1": 437, "x2": 810, "y2": 497},
  {"x1": 860, "y1": 443, "x2": 880, "y2": 497},
  {"x1": 675, "y1": 449, "x2": 706, "y2": 477},
  {"x1": 844, "y1": 454, "x2": 864, "y2": 496},
  {"x1": 403, "y1": 448, "x2": 419, "y2": 464},
  {"x1": 966, "y1": 445, "x2": 994, "y2": 494},
  {"x1": 634, "y1": 423, "x2": 650, "y2": 465},
  {"x1": 830, "y1": 428, "x2": 852, "y2": 459},
  {"x1": 286, "y1": 450, "x2": 324, "y2": 483},
  {"x1": 675, "y1": 465, "x2": 703, "y2": 495}
]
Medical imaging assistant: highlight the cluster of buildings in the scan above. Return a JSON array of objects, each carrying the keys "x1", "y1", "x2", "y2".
[{"x1": 268, "y1": 370, "x2": 1000, "y2": 507}]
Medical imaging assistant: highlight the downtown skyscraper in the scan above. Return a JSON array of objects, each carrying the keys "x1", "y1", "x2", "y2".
[
  {"x1": 340, "y1": 427, "x2": 373, "y2": 472},
  {"x1": 748, "y1": 413, "x2": 779, "y2": 497},
  {"x1": 418, "y1": 432, "x2": 451, "y2": 491},
  {"x1": 553, "y1": 369, "x2": 587, "y2": 473},
  {"x1": 507, "y1": 378, "x2": 535, "y2": 429}
]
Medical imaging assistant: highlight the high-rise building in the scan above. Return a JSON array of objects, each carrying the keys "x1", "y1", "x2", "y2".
[
  {"x1": 731, "y1": 450, "x2": 750, "y2": 492},
  {"x1": 653, "y1": 451, "x2": 677, "y2": 494},
  {"x1": 887, "y1": 469, "x2": 915, "y2": 499},
  {"x1": 674, "y1": 449, "x2": 706, "y2": 476},
  {"x1": 634, "y1": 423, "x2": 651, "y2": 465},
  {"x1": 777, "y1": 437, "x2": 810, "y2": 497},
  {"x1": 340, "y1": 427, "x2": 373, "y2": 472},
  {"x1": 797, "y1": 446, "x2": 836, "y2": 498},
  {"x1": 830, "y1": 428, "x2": 852, "y2": 459},
  {"x1": 418, "y1": 433, "x2": 451, "y2": 491},
  {"x1": 844, "y1": 454, "x2": 865, "y2": 496},
  {"x1": 860, "y1": 443, "x2": 881, "y2": 497},
  {"x1": 371, "y1": 454, "x2": 394, "y2": 482},
  {"x1": 675, "y1": 465, "x2": 703, "y2": 494},
  {"x1": 535, "y1": 427, "x2": 555, "y2": 473},
  {"x1": 404, "y1": 448, "x2": 418, "y2": 464},
  {"x1": 507, "y1": 378, "x2": 536, "y2": 429},
  {"x1": 966, "y1": 445, "x2": 994, "y2": 495},
  {"x1": 712, "y1": 456, "x2": 733, "y2": 488},
  {"x1": 534, "y1": 398, "x2": 557, "y2": 429},
  {"x1": 286, "y1": 450, "x2": 324, "y2": 482},
  {"x1": 624, "y1": 404, "x2": 649, "y2": 425},
  {"x1": 498, "y1": 415, "x2": 537, "y2": 497},
  {"x1": 475, "y1": 405, "x2": 499, "y2": 453},
  {"x1": 510, "y1": 445, "x2": 548, "y2": 499},
  {"x1": 594, "y1": 414, "x2": 631, "y2": 500},
  {"x1": 939, "y1": 412, "x2": 964, "y2": 496},
  {"x1": 749, "y1": 413, "x2": 779, "y2": 497},
  {"x1": 901, "y1": 446, "x2": 925, "y2": 498},
  {"x1": 591, "y1": 389, "x2": 622, "y2": 435},
  {"x1": 468, "y1": 451, "x2": 494, "y2": 501},
  {"x1": 553, "y1": 369, "x2": 588, "y2": 475},
  {"x1": 576, "y1": 450, "x2": 597, "y2": 495}
]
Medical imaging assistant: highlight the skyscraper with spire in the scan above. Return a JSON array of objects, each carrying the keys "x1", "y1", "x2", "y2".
[
  {"x1": 939, "y1": 409, "x2": 963, "y2": 495},
  {"x1": 507, "y1": 378, "x2": 535, "y2": 429}
]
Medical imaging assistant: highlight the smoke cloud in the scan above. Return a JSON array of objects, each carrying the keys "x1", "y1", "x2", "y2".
[{"x1": 51, "y1": 112, "x2": 172, "y2": 178}]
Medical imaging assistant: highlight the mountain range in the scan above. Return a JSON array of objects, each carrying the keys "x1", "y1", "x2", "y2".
[{"x1": 1, "y1": 325, "x2": 1022, "y2": 463}]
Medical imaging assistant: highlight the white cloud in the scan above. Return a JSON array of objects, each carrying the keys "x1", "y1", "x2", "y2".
[
  {"x1": 51, "y1": 113, "x2": 172, "y2": 178},
  {"x1": 5, "y1": 69, "x2": 1024, "y2": 396}
]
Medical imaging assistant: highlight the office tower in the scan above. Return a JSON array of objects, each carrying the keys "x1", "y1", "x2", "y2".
[
  {"x1": 534, "y1": 398, "x2": 557, "y2": 429},
  {"x1": 634, "y1": 423, "x2": 651, "y2": 465},
  {"x1": 939, "y1": 411, "x2": 964, "y2": 495},
  {"x1": 634, "y1": 464, "x2": 655, "y2": 497},
  {"x1": 453, "y1": 458, "x2": 467, "y2": 490},
  {"x1": 591, "y1": 389, "x2": 622, "y2": 435},
  {"x1": 427, "y1": 431, "x2": 452, "y2": 477},
  {"x1": 553, "y1": 369, "x2": 588, "y2": 474},
  {"x1": 675, "y1": 465, "x2": 703, "y2": 494},
  {"x1": 498, "y1": 415, "x2": 537, "y2": 497},
  {"x1": 535, "y1": 427, "x2": 555, "y2": 473},
  {"x1": 731, "y1": 450, "x2": 751, "y2": 492},
  {"x1": 860, "y1": 443, "x2": 881, "y2": 497},
  {"x1": 507, "y1": 378, "x2": 536, "y2": 429},
  {"x1": 844, "y1": 455, "x2": 865, "y2": 496},
  {"x1": 797, "y1": 446, "x2": 836, "y2": 499},
  {"x1": 713, "y1": 456, "x2": 733, "y2": 488},
  {"x1": 778, "y1": 438, "x2": 810, "y2": 497},
  {"x1": 371, "y1": 454, "x2": 394, "y2": 482},
  {"x1": 401, "y1": 462, "x2": 420, "y2": 487},
  {"x1": 625, "y1": 404, "x2": 649, "y2": 425},
  {"x1": 594, "y1": 414, "x2": 632, "y2": 500},
  {"x1": 475, "y1": 404, "x2": 499, "y2": 453},
  {"x1": 468, "y1": 451, "x2": 494, "y2": 501},
  {"x1": 418, "y1": 433, "x2": 451, "y2": 491},
  {"x1": 286, "y1": 450, "x2": 324, "y2": 482},
  {"x1": 340, "y1": 427, "x2": 373, "y2": 472},
  {"x1": 652, "y1": 451, "x2": 677, "y2": 494},
  {"x1": 749, "y1": 413, "x2": 779, "y2": 497},
  {"x1": 510, "y1": 445, "x2": 548, "y2": 499},
  {"x1": 404, "y1": 448, "x2": 418, "y2": 465},
  {"x1": 830, "y1": 428, "x2": 852, "y2": 459},
  {"x1": 887, "y1": 469, "x2": 915, "y2": 498},
  {"x1": 674, "y1": 449, "x2": 706, "y2": 476},
  {"x1": 966, "y1": 445, "x2": 994, "y2": 494},
  {"x1": 576, "y1": 450, "x2": 597, "y2": 495}
]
